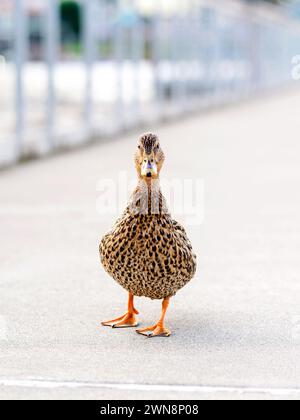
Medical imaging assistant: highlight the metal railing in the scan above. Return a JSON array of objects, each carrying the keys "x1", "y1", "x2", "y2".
[{"x1": 0, "y1": 0, "x2": 300, "y2": 167}]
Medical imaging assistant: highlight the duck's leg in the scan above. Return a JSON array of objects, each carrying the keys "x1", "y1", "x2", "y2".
[
  {"x1": 136, "y1": 298, "x2": 171, "y2": 338},
  {"x1": 102, "y1": 293, "x2": 139, "y2": 328}
]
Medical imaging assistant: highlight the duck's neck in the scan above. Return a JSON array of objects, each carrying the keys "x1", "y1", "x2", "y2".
[
  {"x1": 139, "y1": 178, "x2": 161, "y2": 210},
  {"x1": 132, "y1": 177, "x2": 167, "y2": 216},
  {"x1": 138, "y1": 177, "x2": 160, "y2": 191}
]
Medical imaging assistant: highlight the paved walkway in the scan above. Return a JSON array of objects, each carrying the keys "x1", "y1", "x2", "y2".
[{"x1": 1, "y1": 88, "x2": 300, "y2": 400}]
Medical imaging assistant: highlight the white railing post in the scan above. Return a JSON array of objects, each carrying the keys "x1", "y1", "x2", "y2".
[
  {"x1": 131, "y1": 0, "x2": 143, "y2": 125},
  {"x1": 152, "y1": 13, "x2": 163, "y2": 119},
  {"x1": 46, "y1": 0, "x2": 59, "y2": 150},
  {"x1": 14, "y1": 0, "x2": 26, "y2": 160},
  {"x1": 83, "y1": 0, "x2": 95, "y2": 138},
  {"x1": 114, "y1": 0, "x2": 124, "y2": 131},
  {"x1": 170, "y1": 16, "x2": 180, "y2": 111}
]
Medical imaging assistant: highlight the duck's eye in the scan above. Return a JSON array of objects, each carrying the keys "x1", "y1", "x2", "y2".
[
  {"x1": 156, "y1": 144, "x2": 160, "y2": 150},
  {"x1": 151, "y1": 159, "x2": 154, "y2": 163}
]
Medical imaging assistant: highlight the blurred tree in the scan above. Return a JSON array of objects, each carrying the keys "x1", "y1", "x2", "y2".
[{"x1": 60, "y1": 1, "x2": 82, "y2": 44}]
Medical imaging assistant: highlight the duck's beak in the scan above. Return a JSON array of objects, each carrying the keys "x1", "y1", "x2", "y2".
[{"x1": 141, "y1": 160, "x2": 158, "y2": 178}]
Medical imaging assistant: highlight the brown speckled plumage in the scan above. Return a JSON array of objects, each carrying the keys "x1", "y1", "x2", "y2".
[{"x1": 99, "y1": 133, "x2": 197, "y2": 301}]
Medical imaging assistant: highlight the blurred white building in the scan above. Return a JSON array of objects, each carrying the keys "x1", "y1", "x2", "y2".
[{"x1": 0, "y1": 0, "x2": 49, "y2": 58}]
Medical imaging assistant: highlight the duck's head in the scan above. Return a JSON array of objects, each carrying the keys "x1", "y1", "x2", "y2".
[{"x1": 135, "y1": 133, "x2": 165, "y2": 180}]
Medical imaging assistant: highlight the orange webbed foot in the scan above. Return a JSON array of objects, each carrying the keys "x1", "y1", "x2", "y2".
[
  {"x1": 102, "y1": 294, "x2": 139, "y2": 329},
  {"x1": 102, "y1": 308, "x2": 139, "y2": 328},
  {"x1": 136, "y1": 323, "x2": 171, "y2": 338},
  {"x1": 136, "y1": 298, "x2": 171, "y2": 338}
]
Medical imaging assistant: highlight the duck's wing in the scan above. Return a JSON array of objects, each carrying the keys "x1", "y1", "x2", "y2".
[{"x1": 171, "y1": 219, "x2": 197, "y2": 276}]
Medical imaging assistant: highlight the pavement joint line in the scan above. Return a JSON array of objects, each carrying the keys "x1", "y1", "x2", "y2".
[{"x1": 0, "y1": 379, "x2": 300, "y2": 397}]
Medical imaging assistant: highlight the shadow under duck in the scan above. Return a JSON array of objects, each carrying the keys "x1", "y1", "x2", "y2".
[{"x1": 100, "y1": 133, "x2": 197, "y2": 337}]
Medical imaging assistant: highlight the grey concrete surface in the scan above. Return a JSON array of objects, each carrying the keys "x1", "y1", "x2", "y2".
[
  {"x1": 0, "y1": 386, "x2": 299, "y2": 401},
  {"x1": 1, "y1": 88, "x2": 300, "y2": 400}
]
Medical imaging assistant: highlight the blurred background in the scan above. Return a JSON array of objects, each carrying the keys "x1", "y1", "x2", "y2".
[{"x1": 1, "y1": 0, "x2": 300, "y2": 167}]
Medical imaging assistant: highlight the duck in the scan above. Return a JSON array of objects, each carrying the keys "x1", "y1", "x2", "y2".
[{"x1": 99, "y1": 133, "x2": 197, "y2": 337}]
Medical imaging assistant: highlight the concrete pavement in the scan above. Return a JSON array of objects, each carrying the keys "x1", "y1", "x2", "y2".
[{"x1": 1, "y1": 88, "x2": 300, "y2": 400}]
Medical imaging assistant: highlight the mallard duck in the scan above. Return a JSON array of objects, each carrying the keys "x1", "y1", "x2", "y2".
[{"x1": 99, "y1": 133, "x2": 197, "y2": 337}]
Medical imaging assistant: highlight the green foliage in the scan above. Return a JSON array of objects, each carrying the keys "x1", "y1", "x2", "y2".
[{"x1": 60, "y1": 1, "x2": 82, "y2": 42}]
